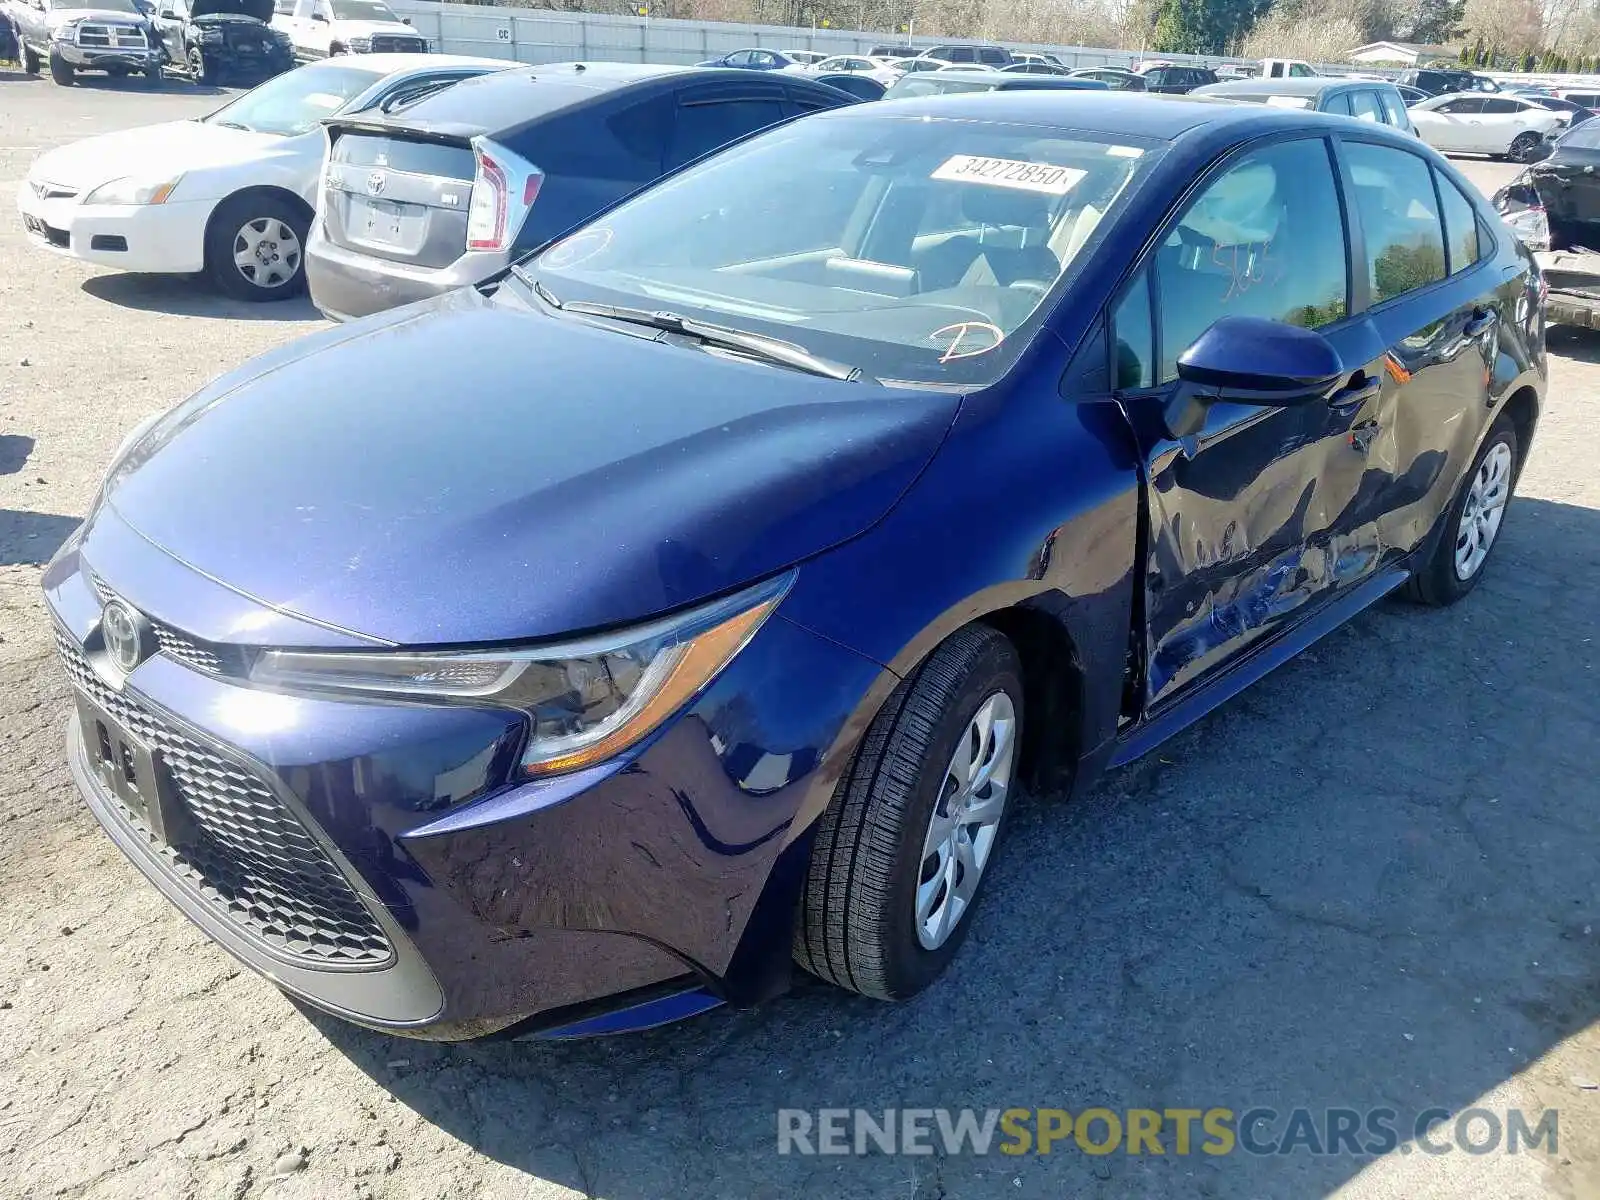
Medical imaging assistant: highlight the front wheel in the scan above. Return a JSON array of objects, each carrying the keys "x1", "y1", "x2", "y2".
[
  {"x1": 47, "y1": 50, "x2": 73, "y2": 84},
  {"x1": 144, "y1": 62, "x2": 161, "y2": 83},
  {"x1": 1406, "y1": 418, "x2": 1519, "y2": 606},
  {"x1": 204, "y1": 193, "x2": 310, "y2": 301},
  {"x1": 795, "y1": 624, "x2": 1024, "y2": 1000},
  {"x1": 187, "y1": 44, "x2": 212, "y2": 84},
  {"x1": 1509, "y1": 131, "x2": 1542, "y2": 163}
]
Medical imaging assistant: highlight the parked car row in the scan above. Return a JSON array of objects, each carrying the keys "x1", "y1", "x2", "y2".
[{"x1": 39, "y1": 85, "x2": 1546, "y2": 1044}]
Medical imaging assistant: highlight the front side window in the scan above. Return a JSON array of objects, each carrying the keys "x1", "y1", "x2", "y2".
[
  {"x1": 1348, "y1": 91, "x2": 1383, "y2": 123},
  {"x1": 329, "y1": 0, "x2": 396, "y2": 18},
  {"x1": 1289, "y1": 63, "x2": 1313, "y2": 77},
  {"x1": 1155, "y1": 138, "x2": 1348, "y2": 381},
  {"x1": 1112, "y1": 270, "x2": 1154, "y2": 389},
  {"x1": 1481, "y1": 98, "x2": 1521, "y2": 115},
  {"x1": 1438, "y1": 98, "x2": 1483, "y2": 115},
  {"x1": 529, "y1": 113, "x2": 1159, "y2": 387},
  {"x1": 1377, "y1": 89, "x2": 1408, "y2": 127},
  {"x1": 1343, "y1": 141, "x2": 1446, "y2": 304}
]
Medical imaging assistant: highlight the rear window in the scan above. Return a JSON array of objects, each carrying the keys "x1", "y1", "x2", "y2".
[
  {"x1": 977, "y1": 47, "x2": 1009, "y2": 65},
  {"x1": 333, "y1": 134, "x2": 476, "y2": 179}
]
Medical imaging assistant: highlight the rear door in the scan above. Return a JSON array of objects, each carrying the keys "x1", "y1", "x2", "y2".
[
  {"x1": 1422, "y1": 97, "x2": 1483, "y2": 151},
  {"x1": 1479, "y1": 97, "x2": 1535, "y2": 153},
  {"x1": 1335, "y1": 136, "x2": 1499, "y2": 563}
]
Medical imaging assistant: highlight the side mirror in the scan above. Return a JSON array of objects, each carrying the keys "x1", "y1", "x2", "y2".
[
  {"x1": 311, "y1": 10, "x2": 327, "y2": 19},
  {"x1": 401, "y1": 14, "x2": 410, "y2": 22},
  {"x1": 1163, "y1": 316, "x2": 1345, "y2": 438}
]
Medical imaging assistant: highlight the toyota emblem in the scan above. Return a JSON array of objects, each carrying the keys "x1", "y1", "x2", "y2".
[
  {"x1": 367, "y1": 170, "x2": 386, "y2": 196},
  {"x1": 101, "y1": 600, "x2": 150, "y2": 674}
]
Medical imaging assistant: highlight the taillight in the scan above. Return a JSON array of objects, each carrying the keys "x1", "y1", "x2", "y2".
[{"x1": 465, "y1": 136, "x2": 543, "y2": 254}]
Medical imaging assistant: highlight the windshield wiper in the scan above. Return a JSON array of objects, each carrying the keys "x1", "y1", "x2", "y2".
[
  {"x1": 562, "y1": 300, "x2": 871, "y2": 383},
  {"x1": 210, "y1": 120, "x2": 253, "y2": 131}
]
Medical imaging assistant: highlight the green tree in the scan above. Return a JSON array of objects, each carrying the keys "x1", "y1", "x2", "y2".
[
  {"x1": 1405, "y1": 0, "x2": 1466, "y2": 45},
  {"x1": 1471, "y1": 34, "x2": 1485, "y2": 65},
  {"x1": 1150, "y1": 0, "x2": 1266, "y2": 55}
]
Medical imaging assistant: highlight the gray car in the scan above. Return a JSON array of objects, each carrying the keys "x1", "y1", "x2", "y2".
[
  {"x1": 1191, "y1": 77, "x2": 1418, "y2": 135},
  {"x1": 11, "y1": 0, "x2": 161, "y2": 83},
  {"x1": 305, "y1": 61, "x2": 859, "y2": 321}
]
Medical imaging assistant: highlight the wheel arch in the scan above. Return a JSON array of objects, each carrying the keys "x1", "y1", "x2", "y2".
[
  {"x1": 1500, "y1": 382, "x2": 1540, "y2": 482},
  {"x1": 201, "y1": 185, "x2": 314, "y2": 269}
]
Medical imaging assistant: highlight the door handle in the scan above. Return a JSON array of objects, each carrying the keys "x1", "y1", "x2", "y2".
[
  {"x1": 1328, "y1": 372, "x2": 1380, "y2": 412},
  {"x1": 1464, "y1": 308, "x2": 1499, "y2": 338}
]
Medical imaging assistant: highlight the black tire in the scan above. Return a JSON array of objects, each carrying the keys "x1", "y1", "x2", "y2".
[
  {"x1": 187, "y1": 44, "x2": 212, "y2": 84},
  {"x1": 22, "y1": 44, "x2": 40, "y2": 74},
  {"x1": 204, "y1": 192, "x2": 310, "y2": 302},
  {"x1": 144, "y1": 63, "x2": 161, "y2": 84},
  {"x1": 328, "y1": 42, "x2": 345, "y2": 56},
  {"x1": 1405, "y1": 417, "x2": 1519, "y2": 606},
  {"x1": 795, "y1": 624, "x2": 1025, "y2": 1001},
  {"x1": 48, "y1": 50, "x2": 73, "y2": 85},
  {"x1": 1510, "y1": 131, "x2": 1542, "y2": 162}
]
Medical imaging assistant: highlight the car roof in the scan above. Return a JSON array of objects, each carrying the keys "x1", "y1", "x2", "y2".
[
  {"x1": 338, "y1": 53, "x2": 513, "y2": 75},
  {"x1": 915, "y1": 69, "x2": 1105, "y2": 89},
  {"x1": 340, "y1": 62, "x2": 821, "y2": 136},
  {"x1": 827, "y1": 90, "x2": 1323, "y2": 139},
  {"x1": 1195, "y1": 77, "x2": 1384, "y2": 97}
]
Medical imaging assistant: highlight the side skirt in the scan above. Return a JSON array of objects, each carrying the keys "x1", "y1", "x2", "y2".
[{"x1": 1109, "y1": 566, "x2": 1410, "y2": 768}]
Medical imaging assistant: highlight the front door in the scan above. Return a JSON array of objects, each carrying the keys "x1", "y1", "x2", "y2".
[{"x1": 1114, "y1": 135, "x2": 1390, "y2": 708}]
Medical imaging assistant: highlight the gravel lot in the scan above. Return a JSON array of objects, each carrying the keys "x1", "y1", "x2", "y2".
[{"x1": 2, "y1": 76, "x2": 1598, "y2": 1200}]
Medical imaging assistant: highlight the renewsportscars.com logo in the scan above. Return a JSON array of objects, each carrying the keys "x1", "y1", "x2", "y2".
[{"x1": 776, "y1": 1107, "x2": 1560, "y2": 1158}]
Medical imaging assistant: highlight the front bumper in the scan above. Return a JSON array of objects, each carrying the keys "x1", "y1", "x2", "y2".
[
  {"x1": 305, "y1": 224, "x2": 505, "y2": 321},
  {"x1": 44, "y1": 514, "x2": 886, "y2": 1039},
  {"x1": 55, "y1": 41, "x2": 160, "y2": 69},
  {"x1": 17, "y1": 180, "x2": 210, "y2": 274}
]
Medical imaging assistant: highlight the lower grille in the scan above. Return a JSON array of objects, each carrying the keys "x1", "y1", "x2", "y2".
[
  {"x1": 56, "y1": 630, "x2": 394, "y2": 969},
  {"x1": 77, "y1": 23, "x2": 148, "y2": 49}
]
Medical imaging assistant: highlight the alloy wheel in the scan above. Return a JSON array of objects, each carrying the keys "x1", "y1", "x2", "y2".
[
  {"x1": 1454, "y1": 441, "x2": 1512, "y2": 580},
  {"x1": 914, "y1": 690, "x2": 1016, "y2": 951},
  {"x1": 232, "y1": 216, "x2": 302, "y2": 290}
]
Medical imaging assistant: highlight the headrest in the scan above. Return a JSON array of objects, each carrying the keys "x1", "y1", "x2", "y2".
[{"x1": 960, "y1": 185, "x2": 1051, "y2": 229}]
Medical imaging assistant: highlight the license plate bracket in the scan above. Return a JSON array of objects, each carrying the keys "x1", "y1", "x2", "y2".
[
  {"x1": 352, "y1": 196, "x2": 407, "y2": 246},
  {"x1": 75, "y1": 693, "x2": 191, "y2": 846}
]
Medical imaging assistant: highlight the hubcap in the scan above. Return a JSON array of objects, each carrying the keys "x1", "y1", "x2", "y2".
[
  {"x1": 915, "y1": 691, "x2": 1016, "y2": 951},
  {"x1": 1454, "y1": 441, "x2": 1512, "y2": 580},
  {"x1": 232, "y1": 217, "x2": 301, "y2": 290}
]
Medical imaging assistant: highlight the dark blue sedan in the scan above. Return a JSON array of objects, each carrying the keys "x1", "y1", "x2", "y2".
[{"x1": 47, "y1": 93, "x2": 1544, "y2": 1041}]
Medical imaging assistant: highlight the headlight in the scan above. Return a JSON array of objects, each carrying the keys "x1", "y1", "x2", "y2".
[
  {"x1": 83, "y1": 175, "x2": 183, "y2": 206},
  {"x1": 347, "y1": 35, "x2": 371, "y2": 50},
  {"x1": 54, "y1": 19, "x2": 84, "y2": 40},
  {"x1": 1502, "y1": 205, "x2": 1550, "y2": 252},
  {"x1": 249, "y1": 573, "x2": 793, "y2": 777}
]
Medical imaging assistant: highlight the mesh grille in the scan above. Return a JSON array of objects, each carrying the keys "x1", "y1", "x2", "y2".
[
  {"x1": 369, "y1": 34, "x2": 426, "y2": 52},
  {"x1": 56, "y1": 630, "x2": 394, "y2": 968},
  {"x1": 77, "y1": 23, "x2": 147, "y2": 48},
  {"x1": 87, "y1": 572, "x2": 226, "y2": 676}
]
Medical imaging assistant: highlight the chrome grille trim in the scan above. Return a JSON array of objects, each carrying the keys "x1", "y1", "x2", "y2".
[
  {"x1": 86, "y1": 570, "x2": 227, "y2": 676},
  {"x1": 76, "y1": 23, "x2": 148, "y2": 49},
  {"x1": 55, "y1": 629, "x2": 394, "y2": 969}
]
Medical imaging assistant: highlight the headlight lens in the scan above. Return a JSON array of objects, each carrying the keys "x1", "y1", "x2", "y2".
[
  {"x1": 248, "y1": 573, "x2": 793, "y2": 777},
  {"x1": 54, "y1": 19, "x2": 84, "y2": 40},
  {"x1": 198, "y1": 26, "x2": 225, "y2": 41},
  {"x1": 347, "y1": 35, "x2": 371, "y2": 50},
  {"x1": 83, "y1": 175, "x2": 183, "y2": 206}
]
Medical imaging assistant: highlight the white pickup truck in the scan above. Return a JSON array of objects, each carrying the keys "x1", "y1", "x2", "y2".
[
  {"x1": 1259, "y1": 58, "x2": 1318, "y2": 78},
  {"x1": 270, "y1": 0, "x2": 425, "y2": 60}
]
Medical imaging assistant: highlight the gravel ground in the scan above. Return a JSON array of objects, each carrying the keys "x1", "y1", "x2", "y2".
[{"x1": 1, "y1": 77, "x2": 1598, "y2": 1200}]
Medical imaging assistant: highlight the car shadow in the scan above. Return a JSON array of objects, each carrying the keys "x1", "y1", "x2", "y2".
[
  {"x1": 61, "y1": 74, "x2": 232, "y2": 96},
  {"x1": 0, "y1": 435, "x2": 35, "y2": 476},
  {"x1": 1547, "y1": 324, "x2": 1600, "y2": 364},
  {"x1": 81, "y1": 273, "x2": 322, "y2": 321},
  {"x1": 0, "y1": 510, "x2": 80, "y2": 567},
  {"x1": 304, "y1": 497, "x2": 1600, "y2": 1199}
]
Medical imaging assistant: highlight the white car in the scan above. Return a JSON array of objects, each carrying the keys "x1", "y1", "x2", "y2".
[
  {"x1": 794, "y1": 54, "x2": 901, "y2": 86},
  {"x1": 887, "y1": 56, "x2": 954, "y2": 75},
  {"x1": 16, "y1": 55, "x2": 506, "y2": 300},
  {"x1": 271, "y1": 0, "x2": 425, "y2": 60},
  {"x1": 1409, "y1": 93, "x2": 1565, "y2": 161}
]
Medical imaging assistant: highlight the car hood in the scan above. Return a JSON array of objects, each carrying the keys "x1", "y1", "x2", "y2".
[
  {"x1": 103, "y1": 288, "x2": 960, "y2": 646},
  {"x1": 45, "y1": 8, "x2": 146, "y2": 29},
  {"x1": 28, "y1": 120, "x2": 282, "y2": 191},
  {"x1": 191, "y1": 0, "x2": 273, "y2": 19},
  {"x1": 330, "y1": 18, "x2": 416, "y2": 34}
]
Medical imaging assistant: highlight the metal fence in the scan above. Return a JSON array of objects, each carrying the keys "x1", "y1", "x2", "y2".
[{"x1": 390, "y1": 0, "x2": 1248, "y2": 71}]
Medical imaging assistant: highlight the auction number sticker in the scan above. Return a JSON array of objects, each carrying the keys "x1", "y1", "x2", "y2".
[{"x1": 931, "y1": 155, "x2": 1086, "y2": 196}]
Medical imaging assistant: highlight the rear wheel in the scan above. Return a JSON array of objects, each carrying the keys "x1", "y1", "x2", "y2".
[
  {"x1": 204, "y1": 193, "x2": 310, "y2": 302},
  {"x1": 47, "y1": 50, "x2": 73, "y2": 85},
  {"x1": 1405, "y1": 417, "x2": 1519, "y2": 606},
  {"x1": 22, "y1": 44, "x2": 40, "y2": 74},
  {"x1": 795, "y1": 624, "x2": 1024, "y2": 1000},
  {"x1": 1509, "y1": 131, "x2": 1542, "y2": 162}
]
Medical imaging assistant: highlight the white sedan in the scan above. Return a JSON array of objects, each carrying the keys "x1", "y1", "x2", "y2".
[
  {"x1": 1409, "y1": 93, "x2": 1565, "y2": 161},
  {"x1": 792, "y1": 54, "x2": 902, "y2": 86},
  {"x1": 16, "y1": 54, "x2": 507, "y2": 301}
]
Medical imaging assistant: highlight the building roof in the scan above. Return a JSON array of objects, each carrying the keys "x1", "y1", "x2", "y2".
[{"x1": 1350, "y1": 41, "x2": 1457, "y2": 56}]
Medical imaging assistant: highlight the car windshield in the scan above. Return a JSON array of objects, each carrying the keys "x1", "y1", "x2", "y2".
[
  {"x1": 55, "y1": 0, "x2": 139, "y2": 9},
  {"x1": 524, "y1": 111, "x2": 1160, "y2": 387},
  {"x1": 1557, "y1": 120, "x2": 1600, "y2": 149},
  {"x1": 201, "y1": 64, "x2": 382, "y2": 136},
  {"x1": 330, "y1": 0, "x2": 396, "y2": 17}
]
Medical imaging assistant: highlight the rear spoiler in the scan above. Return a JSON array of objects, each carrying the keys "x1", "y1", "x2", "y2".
[{"x1": 319, "y1": 116, "x2": 483, "y2": 146}]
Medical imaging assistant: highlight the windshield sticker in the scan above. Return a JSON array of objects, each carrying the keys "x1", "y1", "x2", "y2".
[
  {"x1": 542, "y1": 226, "x2": 613, "y2": 270},
  {"x1": 1106, "y1": 145, "x2": 1145, "y2": 158},
  {"x1": 1264, "y1": 95, "x2": 1313, "y2": 109},
  {"x1": 931, "y1": 155, "x2": 1086, "y2": 196},
  {"x1": 929, "y1": 321, "x2": 1005, "y2": 363}
]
